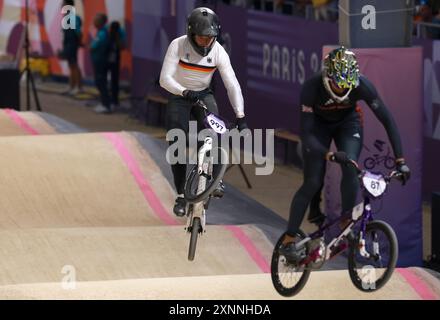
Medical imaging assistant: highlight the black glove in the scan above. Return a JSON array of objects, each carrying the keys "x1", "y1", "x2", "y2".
[
  {"x1": 329, "y1": 151, "x2": 350, "y2": 164},
  {"x1": 182, "y1": 90, "x2": 201, "y2": 103},
  {"x1": 396, "y1": 160, "x2": 411, "y2": 185},
  {"x1": 235, "y1": 117, "x2": 248, "y2": 132}
]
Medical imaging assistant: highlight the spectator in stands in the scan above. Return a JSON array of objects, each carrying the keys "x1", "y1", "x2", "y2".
[
  {"x1": 312, "y1": 0, "x2": 329, "y2": 21},
  {"x1": 90, "y1": 13, "x2": 111, "y2": 114},
  {"x1": 414, "y1": 3, "x2": 432, "y2": 38},
  {"x1": 431, "y1": 9, "x2": 440, "y2": 39},
  {"x1": 61, "y1": 0, "x2": 83, "y2": 95},
  {"x1": 108, "y1": 21, "x2": 127, "y2": 110},
  {"x1": 292, "y1": 0, "x2": 309, "y2": 18},
  {"x1": 428, "y1": 0, "x2": 440, "y2": 16},
  {"x1": 274, "y1": 0, "x2": 285, "y2": 14},
  {"x1": 327, "y1": 0, "x2": 339, "y2": 22}
]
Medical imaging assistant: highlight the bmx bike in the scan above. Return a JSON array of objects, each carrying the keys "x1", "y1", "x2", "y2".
[{"x1": 271, "y1": 160, "x2": 402, "y2": 297}]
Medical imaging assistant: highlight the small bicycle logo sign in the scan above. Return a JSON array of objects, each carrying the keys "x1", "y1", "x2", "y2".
[{"x1": 363, "y1": 140, "x2": 395, "y2": 170}]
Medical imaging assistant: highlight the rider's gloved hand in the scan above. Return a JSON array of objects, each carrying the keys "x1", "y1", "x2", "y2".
[
  {"x1": 396, "y1": 159, "x2": 411, "y2": 185},
  {"x1": 235, "y1": 116, "x2": 249, "y2": 132},
  {"x1": 182, "y1": 90, "x2": 201, "y2": 103},
  {"x1": 328, "y1": 151, "x2": 350, "y2": 164}
]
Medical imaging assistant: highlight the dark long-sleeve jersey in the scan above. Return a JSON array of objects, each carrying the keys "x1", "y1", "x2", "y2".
[{"x1": 300, "y1": 72, "x2": 403, "y2": 159}]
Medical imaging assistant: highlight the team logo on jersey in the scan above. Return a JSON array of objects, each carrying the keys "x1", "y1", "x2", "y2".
[
  {"x1": 302, "y1": 105, "x2": 314, "y2": 113},
  {"x1": 207, "y1": 57, "x2": 212, "y2": 64},
  {"x1": 324, "y1": 99, "x2": 335, "y2": 106}
]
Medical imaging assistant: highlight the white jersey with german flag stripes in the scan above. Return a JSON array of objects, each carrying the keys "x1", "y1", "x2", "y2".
[{"x1": 160, "y1": 35, "x2": 244, "y2": 117}]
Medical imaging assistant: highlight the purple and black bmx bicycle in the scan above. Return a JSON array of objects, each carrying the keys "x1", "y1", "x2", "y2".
[{"x1": 271, "y1": 160, "x2": 403, "y2": 297}]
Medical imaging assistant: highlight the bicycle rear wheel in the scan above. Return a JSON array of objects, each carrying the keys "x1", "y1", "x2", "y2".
[
  {"x1": 348, "y1": 220, "x2": 398, "y2": 292},
  {"x1": 188, "y1": 217, "x2": 201, "y2": 261},
  {"x1": 271, "y1": 230, "x2": 311, "y2": 297},
  {"x1": 184, "y1": 147, "x2": 228, "y2": 204}
]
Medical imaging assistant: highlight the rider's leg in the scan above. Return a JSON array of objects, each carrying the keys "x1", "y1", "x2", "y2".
[
  {"x1": 305, "y1": 133, "x2": 327, "y2": 225},
  {"x1": 166, "y1": 96, "x2": 192, "y2": 216},
  {"x1": 191, "y1": 91, "x2": 219, "y2": 141},
  {"x1": 285, "y1": 126, "x2": 332, "y2": 241},
  {"x1": 280, "y1": 153, "x2": 328, "y2": 261},
  {"x1": 334, "y1": 119, "x2": 363, "y2": 229},
  {"x1": 307, "y1": 181, "x2": 326, "y2": 225},
  {"x1": 280, "y1": 129, "x2": 331, "y2": 261},
  {"x1": 285, "y1": 155, "x2": 327, "y2": 240}
]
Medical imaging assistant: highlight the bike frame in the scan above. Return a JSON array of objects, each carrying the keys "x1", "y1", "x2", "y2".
[
  {"x1": 186, "y1": 136, "x2": 213, "y2": 233},
  {"x1": 291, "y1": 164, "x2": 400, "y2": 268},
  {"x1": 296, "y1": 192, "x2": 377, "y2": 267}
]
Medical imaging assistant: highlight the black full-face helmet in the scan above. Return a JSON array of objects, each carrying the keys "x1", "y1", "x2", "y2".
[{"x1": 187, "y1": 7, "x2": 220, "y2": 57}]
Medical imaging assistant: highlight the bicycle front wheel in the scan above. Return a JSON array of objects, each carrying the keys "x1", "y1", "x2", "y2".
[
  {"x1": 348, "y1": 220, "x2": 398, "y2": 292},
  {"x1": 271, "y1": 230, "x2": 311, "y2": 297},
  {"x1": 188, "y1": 217, "x2": 201, "y2": 261},
  {"x1": 184, "y1": 147, "x2": 228, "y2": 204}
]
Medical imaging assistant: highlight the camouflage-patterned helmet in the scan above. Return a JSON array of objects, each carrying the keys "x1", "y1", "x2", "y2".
[{"x1": 323, "y1": 47, "x2": 360, "y2": 90}]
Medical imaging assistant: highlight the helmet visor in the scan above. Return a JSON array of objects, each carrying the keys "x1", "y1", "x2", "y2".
[{"x1": 194, "y1": 35, "x2": 215, "y2": 48}]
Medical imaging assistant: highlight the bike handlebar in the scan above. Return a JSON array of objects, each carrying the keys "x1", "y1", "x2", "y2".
[
  {"x1": 194, "y1": 99, "x2": 208, "y2": 111},
  {"x1": 193, "y1": 99, "x2": 239, "y2": 131}
]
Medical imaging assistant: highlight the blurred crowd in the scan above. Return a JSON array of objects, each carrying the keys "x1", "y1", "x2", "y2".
[
  {"x1": 60, "y1": 0, "x2": 127, "y2": 113},
  {"x1": 414, "y1": 0, "x2": 440, "y2": 39},
  {"x1": 199, "y1": 0, "x2": 339, "y2": 21},
  {"x1": 219, "y1": 0, "x2": 440, "y2": 38}
]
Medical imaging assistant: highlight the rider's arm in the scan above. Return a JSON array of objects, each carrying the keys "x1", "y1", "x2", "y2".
[
  {"x1": 159, "y1": 39, "x2": 186, "y2": 96},
  {"x1": 217, "y1": 45, "x2": 245, "y2": 118},
  {"x1": 359, "y1": 76, "x2": 404, "y2": 160},
  {"x1": 300, "y1": 85, "x2": 330, "y2": 159}
]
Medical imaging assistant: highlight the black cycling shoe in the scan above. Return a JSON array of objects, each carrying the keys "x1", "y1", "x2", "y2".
[
  {"x1": 212, "y1": 180, "x2": 225, "y2": 199},
  {"x1": 173, "y1": 197, "x2": 187, "y2": 217},
  {"x1": 278, "y1": 242, "x2": 304, "y2": 264},
  {"x1": 307, "y1": 211, "x2": 327, "y2": 227}
]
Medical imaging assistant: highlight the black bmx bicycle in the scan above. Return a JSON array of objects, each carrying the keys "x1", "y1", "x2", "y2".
[{"x1": 271, "y1": 160, "x2": 402, "y2": 297}]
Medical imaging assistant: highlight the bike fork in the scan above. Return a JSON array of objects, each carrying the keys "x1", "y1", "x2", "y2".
[{"x1": 359, "y1": 198, "x2": 374, "y2": 258}]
